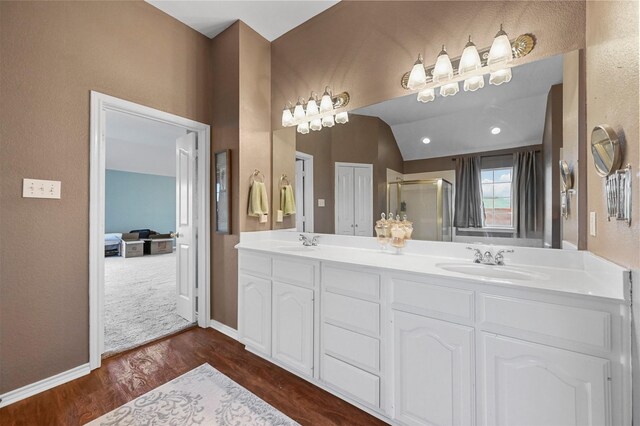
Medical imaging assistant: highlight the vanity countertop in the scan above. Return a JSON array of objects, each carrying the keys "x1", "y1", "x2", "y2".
[{"x1": 236, "y1": 233, "x2": 630, "y2": 302}]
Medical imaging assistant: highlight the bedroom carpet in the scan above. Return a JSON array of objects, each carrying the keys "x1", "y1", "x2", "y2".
[{"x1": 104, "y1": 252, "x2": 192, "y2": 355}]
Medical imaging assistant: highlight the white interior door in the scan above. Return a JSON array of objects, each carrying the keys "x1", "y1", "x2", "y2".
[
  {"x1": 354, "y1": 166, "x2": 373, "y2": 236},
  {"x1": 335, "y1": 165, "x2": 355, "y2": 235},
  {"x1": 295, "y1": 159, "x2": 305, "y2": 232},
  {"x1": 175, "y1": 132, "x2": 196, "y2": 322}
]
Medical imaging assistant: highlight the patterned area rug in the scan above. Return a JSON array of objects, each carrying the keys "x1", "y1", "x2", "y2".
[
  {"x1": 104, "y1": 252, "x2": 191, "y2": 355},
  {"x1": 85, "y1": 364, "x2": 300, "y2": 425}
]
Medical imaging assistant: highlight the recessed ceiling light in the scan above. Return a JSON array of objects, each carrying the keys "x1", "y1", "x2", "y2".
[
  {"x1": 491, "y1": 127, "x2": 501, "y2": 135},
  {"x1": 422, "y1": 137, "x2": 431, "y2": 144}
]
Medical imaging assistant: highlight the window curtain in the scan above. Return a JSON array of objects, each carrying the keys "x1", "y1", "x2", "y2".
[
  {"x1": 513, "y1": 150, "x2": 543, "y2": 238},
  {"x1": 454, "y1": 156, "x2": 484, "y2": 228}
]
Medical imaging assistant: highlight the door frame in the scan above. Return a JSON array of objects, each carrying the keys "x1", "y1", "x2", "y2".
[
  {"x1": 334, "y1": 162, "x2": 373, "y2": 235},
  {"x1": 89, "y1": 91, "x2": 211, "y2": 370},
  {"x1": 295, "y1": 151, "x2": 314, "y2": 232}
]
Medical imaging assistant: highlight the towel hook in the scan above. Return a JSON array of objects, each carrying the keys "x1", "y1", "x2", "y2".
[
  {"x1": 280, "y1": 174, "x2": 290, "y2": 186},
  {"x1": 251, "y1": 169, "x2": 265, "y2": 184}
]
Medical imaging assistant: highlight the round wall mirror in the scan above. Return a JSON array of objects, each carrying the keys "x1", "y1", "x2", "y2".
[
  {"x1": 591, "y1": 124, "x2": 622, "y2": 177},
  {"x1": 559, "y1": 160, "x2": 573, "y2": 190}
]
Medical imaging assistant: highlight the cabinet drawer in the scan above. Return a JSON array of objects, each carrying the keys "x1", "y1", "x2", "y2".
[
  {"x1": 478, "y1": 294, "x2": 611, "y2": 352},
  {"x1": 239, "y1": 251, "x2": 272, "y2": 277},
  {"x1": 322, "y1": 264, "x2": 380, "y2": 300},
  {"x1": 324, "y1": 323, "x2": 380, "y2": 372},
  {"x1": 322, "y1": 354, "x2": 380, "y2": 408},
  {"x1": 273, "y1": 257, "x2": 316, "y2": 288},
  {"x1": 392, "y1": 276, "x2": 474, "y2": 323},
  {"x1": 323, "y1": 292, "x2": 380, "y2": 336}
]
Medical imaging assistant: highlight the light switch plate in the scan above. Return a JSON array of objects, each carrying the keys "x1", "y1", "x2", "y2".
[
  {"x1": 318, "y1": 199, "x2": 325, "y2": 207},
  {"x1": 590, "y1": 211, "x2": 596, "y2": 236},
  {"x1": 22, "y1": 178, "x2": 61, "y2": 199}
]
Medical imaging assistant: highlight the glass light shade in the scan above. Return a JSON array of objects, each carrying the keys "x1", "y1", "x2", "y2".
[
  {"x1": 297, "y1": 122, "x2": 309, "y2": 134},
  {"x1": 407, "y1": 54, "x2": 427, "y2": 90},
  {"x1": 306, "y1": 97, "x2": 319, "y2": 116},
  {"x1": 320, "y1": 90, "x2": 334, "y2": 113},
  {"x1": 293, "y1": 102, "x2": 305, "y2": 121},
  {"x1": 417, "y1": 87, "x2": 435, "y2": 103},
  {"x1": 310, "y1": 119, "x2": 322, "y2": 131},
  {"x1": 489, "y1": 68, "x2": 512, "y2": 85},
  {"x1": 459, "y1": 38, "x2": 482, "y2": 74},
  {"x1": 281, "y1": 107, "x2": 294, "y2": 127},
  {"x1": 487, "y1": 26, "x2": 513, "y2": 65},
  {"x1": 322, "y1": 114, "x2": 335, "y2": 128},
  {"x1": 432, "y1": 46, "x2": 454, "y2": 83},
  {"x1": 335, "y1": 111, "x2": 349, "y2": 124},
  {"x1": 439, "y1": 82, "x2": 459, "y2": 97},
  {"x1": 464, "y1": 75, "x2": 485, "y2": 92}
]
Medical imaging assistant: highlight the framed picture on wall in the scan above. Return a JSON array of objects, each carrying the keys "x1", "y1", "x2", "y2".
[{"x1": 215, "y1": 150, "x2": 231, "y2": 234}]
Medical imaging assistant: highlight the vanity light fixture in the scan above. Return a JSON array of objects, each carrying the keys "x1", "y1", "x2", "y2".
[
  {"x1": 422, "y1": 137, "x2": 431, "y2": 144},
  {"x1": 491, "y1": 126, "x2": 501, "y2": 135},
  {"x1": 281, "y1": 87, "x2": 350, "y2": 133},
  {"x1": 401, "y1": 27, "x2": 535, "y2": 103}
]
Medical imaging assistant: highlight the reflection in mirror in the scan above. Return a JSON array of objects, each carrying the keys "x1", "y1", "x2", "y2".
[{"x1": 274, "y1": 52, "x2": 582, "y2": 249}]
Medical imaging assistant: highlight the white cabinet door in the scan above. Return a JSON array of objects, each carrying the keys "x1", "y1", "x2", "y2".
[
  {"x1": 335, "y1": 165, "x2": 355, "y2": 235},
  {"x1": 272, "y1": 281, "x2": 314, "y2": 377},
  {"x1": 238, "y1": 274, "x2": 271, "y2": 356},
  {"x1": 480, "y1": 333, "x2": 611, "y2": 426},
  {"x1": 354, "y1": 166, "x2": 373, "y2": 237},
  {"x1": 393, "y1": 311, "x2": 474, "y2": 426}
]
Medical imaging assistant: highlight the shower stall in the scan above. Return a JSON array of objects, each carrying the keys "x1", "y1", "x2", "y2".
[{"x1": 387, "y1": 178, "x2": 453, "y2": 241}]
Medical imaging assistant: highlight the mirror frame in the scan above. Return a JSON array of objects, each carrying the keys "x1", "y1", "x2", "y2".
[
  {"x1": 591, "y1": 124, "x2": 622, "y2": 177},
  {"x1": 559, "y1": 160, "x2": 573, "y2": 190}
]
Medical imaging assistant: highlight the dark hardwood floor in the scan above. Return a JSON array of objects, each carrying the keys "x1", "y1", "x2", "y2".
[{"x1": 0, "y1": 327, "x2": 388, "y2": 425}]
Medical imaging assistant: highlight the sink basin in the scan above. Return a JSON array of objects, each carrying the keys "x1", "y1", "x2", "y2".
[
  {"x1": 276, "y1": 245, "x2": 317, "y2": 252},
  {"x1": 435, "y1": 262, "x2": 547, "y2": 281}
]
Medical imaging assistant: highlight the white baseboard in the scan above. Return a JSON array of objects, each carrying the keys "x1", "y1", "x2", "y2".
[
  {"x1": 0, "y1": 363, "x2": 90, "y2": 408},
  {"x1": 209, "y1": 320, "x2": 238, "y2": 341}
]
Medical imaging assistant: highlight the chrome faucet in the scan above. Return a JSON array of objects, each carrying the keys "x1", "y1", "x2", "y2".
[
  {"x1": 299, "y1": 234, "x2": 320, "y2": 247},
  {"x1": 466, "y1": 247, "x2": 514, "y2": 265}
]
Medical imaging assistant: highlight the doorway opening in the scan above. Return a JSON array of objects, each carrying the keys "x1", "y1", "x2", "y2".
[
  {"x1": 90, "y1": 92, "x2": 210, "y2": 369},
  {"x1": 295, "y1": 152, "x2": 314, "y2": 232}
]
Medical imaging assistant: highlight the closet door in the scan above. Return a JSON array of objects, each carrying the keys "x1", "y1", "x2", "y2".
[
  {"x1": 354, "y1": 166, "x2": 373, "y2": 237},
  {"x1": 335, "y1": 165, "x2": 355, "y2": 235}
]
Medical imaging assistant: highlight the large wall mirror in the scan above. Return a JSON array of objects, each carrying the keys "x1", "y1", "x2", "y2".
[{"x1": 273, "y1": 51, "x2": 582, "y2": 249}]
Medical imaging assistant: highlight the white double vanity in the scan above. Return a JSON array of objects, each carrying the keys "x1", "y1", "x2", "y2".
[{"x1": 236, "y1": 230, "x2": 631, "y2": 426}]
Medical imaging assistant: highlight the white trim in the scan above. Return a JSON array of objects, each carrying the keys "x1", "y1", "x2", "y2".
[
  {"x1": 0, "y1": 363, "x2": 90, "y2": 408},
  {"x1": 295, "y1": 151, "x2": 314, "y2": 233},
  {"x1": 209, "y1": 320, "x2": 239, "y2": 341},
  {"x1": 90, "y1": 91, "x2": 211, "y2": 370}
]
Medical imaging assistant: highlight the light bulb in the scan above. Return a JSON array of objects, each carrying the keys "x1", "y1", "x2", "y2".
[
  {"x1": 439, "y1": 82, "x2": 459, "y2": 97},
  {"x1": 335, "y1": 111, "x2": 349, "y2": 124},
  {"x1": 322, "y1": 115, "x2": 335, "y2": 128},
  {"x1": 487, "y1": 25, "x2": 513, "y2": 65},
  {"x1": 464, "y1": 76, "x2": 485, "y2": 92},
  {"x1": 297, "y1": 122, "x2": 309, "y2": 134},
  {"x1": 281, "y1": 106, "x2": 293, "y2": 127},
  {"x1": 320, "y1": 87, "x2": 334, "y2": 113},
  {"x1": 459, "y1": 36, "x2": 482, "y2": 74},
  {"x1": 491, "y1": 126, "x2": 501, "y2": 135},
  {"x1": 432, "y1": 46, "x2": 454, "y2": 83},
  {"x1": 417, "y1": 87, "x2": 435, "y2": 103},
  {"x1": 306, "y1": 95, "x2": 319, "y2": 116},
  {"x1": 422, "y1": 137, "x2": 431, "y2": 144},
  {"x1": 293, "y1": 100, "x2": 305, "y2": 121},
  {"x1": 310, "y1": 119, "x2": 322, "y2": 131},
  {"x1": 407, "y1": 54, "x2": 427, "y2": 90},
  {"x1": 489, "y1": 68, "x2": 512, "y2": 85}
]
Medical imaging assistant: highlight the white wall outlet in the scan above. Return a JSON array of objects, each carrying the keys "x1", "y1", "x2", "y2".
[
  {"x1": 590, "y1": 211, "x2": 597, "y2": 236},
  {"x1": 318, "y1": 199, "x2": 325, "y2": 207},
  {"x1": 22, "y1": 178, "x2": 61, "y2": 199}
]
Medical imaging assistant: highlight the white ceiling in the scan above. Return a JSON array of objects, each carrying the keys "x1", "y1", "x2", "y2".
[
  {"x1": 146, "y1": 0, "x2": 339, "y2": 41},
  {"x1": 105, "y1": 110, "x2": 186, "y2": 177},
  {"x1": 354, "y1": 54, "x2": 564, "y2": 161}
]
